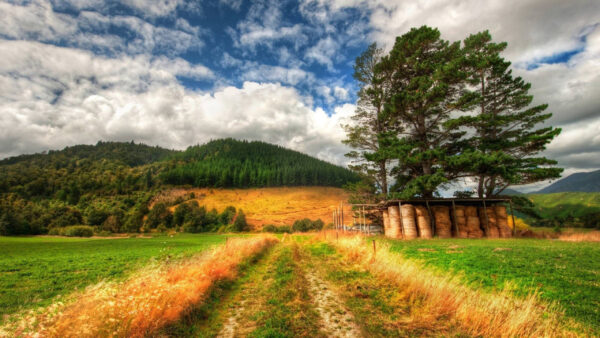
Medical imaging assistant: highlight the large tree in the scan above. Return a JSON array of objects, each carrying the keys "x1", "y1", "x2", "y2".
[
  {"x1": 377, "y1": 26, "x2": 473, "y2": 198},
  {"x1": 460, "y1": 31, "x2": 562, "y2": 197},
  {"x1": 343, "y1": 43, "x2": 391, "y2": 195}
]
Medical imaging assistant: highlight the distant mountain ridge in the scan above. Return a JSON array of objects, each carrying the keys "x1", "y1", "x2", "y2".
[{"x1": 536, "y1": 169, "x2": 600, "y2": 194}]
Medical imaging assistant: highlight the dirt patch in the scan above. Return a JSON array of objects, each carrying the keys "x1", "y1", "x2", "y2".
[
  {"x1": 493, "y1": 247, "x2": 512, "y2": 252},
  {"x1": 304, "y1": 267, "x2": 361, "y2": 337},
  {"x1": 418, "y1": 248, "x2": 437, "y2": 252}
]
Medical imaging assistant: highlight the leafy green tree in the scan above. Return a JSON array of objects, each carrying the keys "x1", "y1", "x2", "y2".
[
  {"x1": 233, "y1": 209, "x2": 249, "y2": 232},
  {"x1": 460, "y1": 31, "x2": 562, "y2": 197},
  {"x1": 343, "y1": 43, "x2": 391, "y2": 195},
  {"x1": 378, "y1": 26, "x2": 473, "y2": 198}
]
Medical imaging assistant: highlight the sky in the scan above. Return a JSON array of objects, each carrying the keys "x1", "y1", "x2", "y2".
[{"x1": 0, "y1": 0, "x2": 599, "y2": 191}]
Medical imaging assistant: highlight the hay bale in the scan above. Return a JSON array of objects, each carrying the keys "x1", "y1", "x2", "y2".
[
  {"x1": 432, "y1": 205, "x2": 452, "y2": 238},
  {"x1": 479, "y1": 207, "x2": 500, "y2": 238},
  {"x1": 415, "y1": 206, "x2": 432, "y2": 239},
  {"x1": 466, "y1": 216, "x2": 484, "y2": 238},
  {"x1": 387, "y1": 205, "x2": 401, "y2": 239},
  {"x1": 401, "y1": 204, "x2": 418, "y2": 239},
  {"x1": 494, "y1": 205, "x2": 512, "y2": 238},
  {"x1": 454, "y1": 205, "x2": 468, "y2": 238},
  {"x1": 382, "y1": 209, "x2": 390, "y2": 235}
]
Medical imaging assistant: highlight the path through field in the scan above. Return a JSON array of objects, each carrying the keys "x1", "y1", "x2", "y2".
[{"x1": 214, "y1": 240, "x2": 360, "y2": 337}]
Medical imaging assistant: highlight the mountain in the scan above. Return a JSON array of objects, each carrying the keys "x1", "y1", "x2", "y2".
[{"x1": 536, "y1": 169, "x2": 600, "y2": 194}]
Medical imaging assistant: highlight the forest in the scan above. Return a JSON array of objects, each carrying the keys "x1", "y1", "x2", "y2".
[{"x1": 0, "y1": 139, "x2": 357, "y2": 235}]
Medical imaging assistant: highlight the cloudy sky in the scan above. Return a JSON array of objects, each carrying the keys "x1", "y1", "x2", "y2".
[{"x1": 1, "y1": 0, "x2": 599, "y2": 189}]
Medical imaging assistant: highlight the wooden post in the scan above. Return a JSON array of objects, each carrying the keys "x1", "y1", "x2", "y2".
[
  {"x1": 225, "y1": 237, "x2": 228, "y2": 248},
  {"x1": 451, "y1": 200, "x2": 459, "y2": 237},
  {"x1": 334, "y1": 209, "x2": 338, "y2": 230},
  {"x1": 363, "y1": 206, "x2": 367, "y2": 234},
  {"x1": 482, "y1": 200, "x2": 490, "y2": 236},
  {"x1": 398, "y1": 201, "x2": 404, "y2": 239},
  {"x1": 509, "y1": 200, "x2": 517, "y2": 236},
  {"x1": 341, "y1": 202, "x2": 344, "y2": 232},
  {"x1": 372, "y1": 239, "x2": 376, "y2": 257},
  {"x1": 425, "y1": 200, "x2": 434, "y2": 237}
]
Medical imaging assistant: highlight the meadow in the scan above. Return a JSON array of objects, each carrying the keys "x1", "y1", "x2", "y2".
[
  {"x1": 0, "y1": 234, "x2": 227, "y2": 321},
  {"x1": 156, "y1": 187, "x2": 351, "y2": 228},
  {"x1": 381, "y1": 237, "x2": 600, "y2": 332}
]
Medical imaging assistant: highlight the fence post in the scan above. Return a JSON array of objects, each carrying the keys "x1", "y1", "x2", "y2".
[{"x1": 372, "y1": 239, "x2": 376, "y2": 257}]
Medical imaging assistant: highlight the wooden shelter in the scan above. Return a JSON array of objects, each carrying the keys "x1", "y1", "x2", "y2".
[{"x1": 335, "y1": 198, "x2": 516, "y2": 239}]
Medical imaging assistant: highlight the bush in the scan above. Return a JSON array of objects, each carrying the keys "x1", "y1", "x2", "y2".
[
  {"x1": 233, "y1": 209, "x2": 249, "y2": 232},
  {"x1": 50, "y1": 225, "x2": 94, "y2": 237},
  {"x1": 292, "y1": 218, "x2": 324, "y2": 232}
]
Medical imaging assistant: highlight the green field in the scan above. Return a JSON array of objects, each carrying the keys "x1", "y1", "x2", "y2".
[
  {"x1": 381, "y1": 237, "x2": 600, "y2": 332},
  {"x1": 527, "y1": 192, "x2": 600, "y2": 219},
  {"x1": 0, "y1": 234, "x2": 227, "y2": 321}
]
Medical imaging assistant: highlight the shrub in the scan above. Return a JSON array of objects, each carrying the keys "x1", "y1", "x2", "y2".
[
  {"x1": 62, "y1": 225, "x2": 94, "y2": 237},
  {"x1": 233, "y1": 209, "x2": 249, "y2": 232}
]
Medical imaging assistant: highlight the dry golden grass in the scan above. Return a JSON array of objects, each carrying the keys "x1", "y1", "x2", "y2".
[
  {"x1": 1, "y1": 235, "x2": 278, "y2": 338},
  {"x1": 318, "y1": 232, "x2": 577, "y2": 337},
  {"x1": 159, "y1": 187, "x2": 351, "y2": 228},
  {"x1": 559, "y1": 231, "x2": 600, "y2": 242}
]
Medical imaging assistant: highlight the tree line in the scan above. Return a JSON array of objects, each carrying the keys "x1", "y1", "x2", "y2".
[
  {"x1": 161, "y1": 138, "x2": 358, "y2": 188},
  {"x1": 344, "y1": 26, "x2": 562, "y2": 200}
]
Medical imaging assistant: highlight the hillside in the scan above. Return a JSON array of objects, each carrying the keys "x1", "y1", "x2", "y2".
[
  {"x1": 158, "y1": 187, "x2": 351, "y2": 228},
  {"x1": 161, "y1": 138, "x2": 358, "y2": 188},
  {"x1": 536, "y1": 169, "x2": 600, "y2": 193},
  {"x1": 0, "y1": 139, "x2": 357, "y2": 235},
  {"x1": 527, "y1": 192, "x2": 600, "y2": 219}
]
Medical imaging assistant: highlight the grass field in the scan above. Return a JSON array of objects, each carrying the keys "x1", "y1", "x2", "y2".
[
  {"x1": 155, "y1": 187, "x2": 350, "y2": 228},
  {"x1": 2, "y1": 233, "x2": 597, "y2": 336},
  {"x1": 0, "y1": 234, "x2": 227, "y2": 321},
  {"x1": 381, "y1": 237, "x2": 600, "y2": 332},
  {"x1": 527, "y1": 192, "x2": 600, "y2": 218}
]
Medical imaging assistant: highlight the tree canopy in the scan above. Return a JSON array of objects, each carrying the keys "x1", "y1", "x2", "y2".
[{"x1": 344, "y1": 26, "x2": 562, "y2": 199}]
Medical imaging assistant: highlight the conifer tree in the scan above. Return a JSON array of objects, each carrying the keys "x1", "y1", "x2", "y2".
[
  {"x1": 343, "y1": 43, "x2": 391, "y2": 195},
  {"x1": 377, "y1": 26, "x2": 473, "y2": 198},
  {"x1": 460, "y1": 31, "x2": 562, "y2": 197}
]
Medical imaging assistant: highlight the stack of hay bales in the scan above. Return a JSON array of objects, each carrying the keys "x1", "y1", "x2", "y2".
[
  {"x1": 465, "y1": 206, "x2": 484, "y2": 238},
  {"x1": 387, "y1": 205, "x2": 402, "y2": 239},
  {"x1": 414, "y1": 206, "x2": 433, "y2": 239},
  {"x1": 479, "y1": 207, "x2": 500, "y2": 238},
  {"x1": 401, "y1": 204, "x2": 418, "y2": 239},
  {"x1": 494, "y1": 205, "x2": 512, "y2": 238},
  {"x1": 382, "y1": 209, "x2": 391, "y2": 236},
  {"x1": 432, "y1": 205, "x2": 452, "y2": 238},
  {"x1": 453, "y1": 205, "x2": 468, "y2": 238}
]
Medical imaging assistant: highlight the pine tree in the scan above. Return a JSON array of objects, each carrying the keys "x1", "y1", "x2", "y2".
[
  {"x1": 460, "y1": 31, "x2": 562, "y2": 197},
  {"x1": 378, "y1": 26, "x2": 473, "y2": 198},
  {"x1": 343, "y1": 43, "x2": 391, "y2": 195}
]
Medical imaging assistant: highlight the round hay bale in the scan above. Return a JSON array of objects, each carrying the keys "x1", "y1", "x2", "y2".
[
  {"x1": 401, "y1": 204, "x2": 418, "y2": 239},
  {"x1": 455, "y1": 216, "x2": 468, "y2": 238},
  {"x1": 414, "y1": 206, "x2": 432, "y2": 239},
  {"x1": 387, "y1": 205, "x2": 401, "y2": 239},
  {"x1": 479, "y1": 207, "x2": 499, "y2": 238},
  {"x1": 454, "y1": 205, "x2": 466, "y2": 218},
  {"x1": 466, "y1": 216, "x2": 484, "y2": 238},
  {"x1": 494, "y1": 205, "x2": 512, "y2": 238},
  {"x1": 465, "y1": 206, "x2": 478, "y2": 217},
  {"x1": 382, "y1": 209, "x2": 390, "y2": 235},
  {"x1": 432, "y1": 205, "x2": 452, "y2": 238}
]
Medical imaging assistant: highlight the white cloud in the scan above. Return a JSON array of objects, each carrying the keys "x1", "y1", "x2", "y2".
[
  {"x1": 305, "y1": 36, "x2": 339, "y2": 70},
  {"x1": 0, "y1": 40, "x2": 352, "y2": 165}
]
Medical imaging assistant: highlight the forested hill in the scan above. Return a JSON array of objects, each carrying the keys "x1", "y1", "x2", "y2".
[
  {"x1": 0, "y1": 139, "x2": 357, "y2": 235},
  {"x1": 161, "y1": 139, "x2": 358, "y2": 188},
  {"x1": 0, "y1": 141, "x2": 176, "y2": 167}
]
